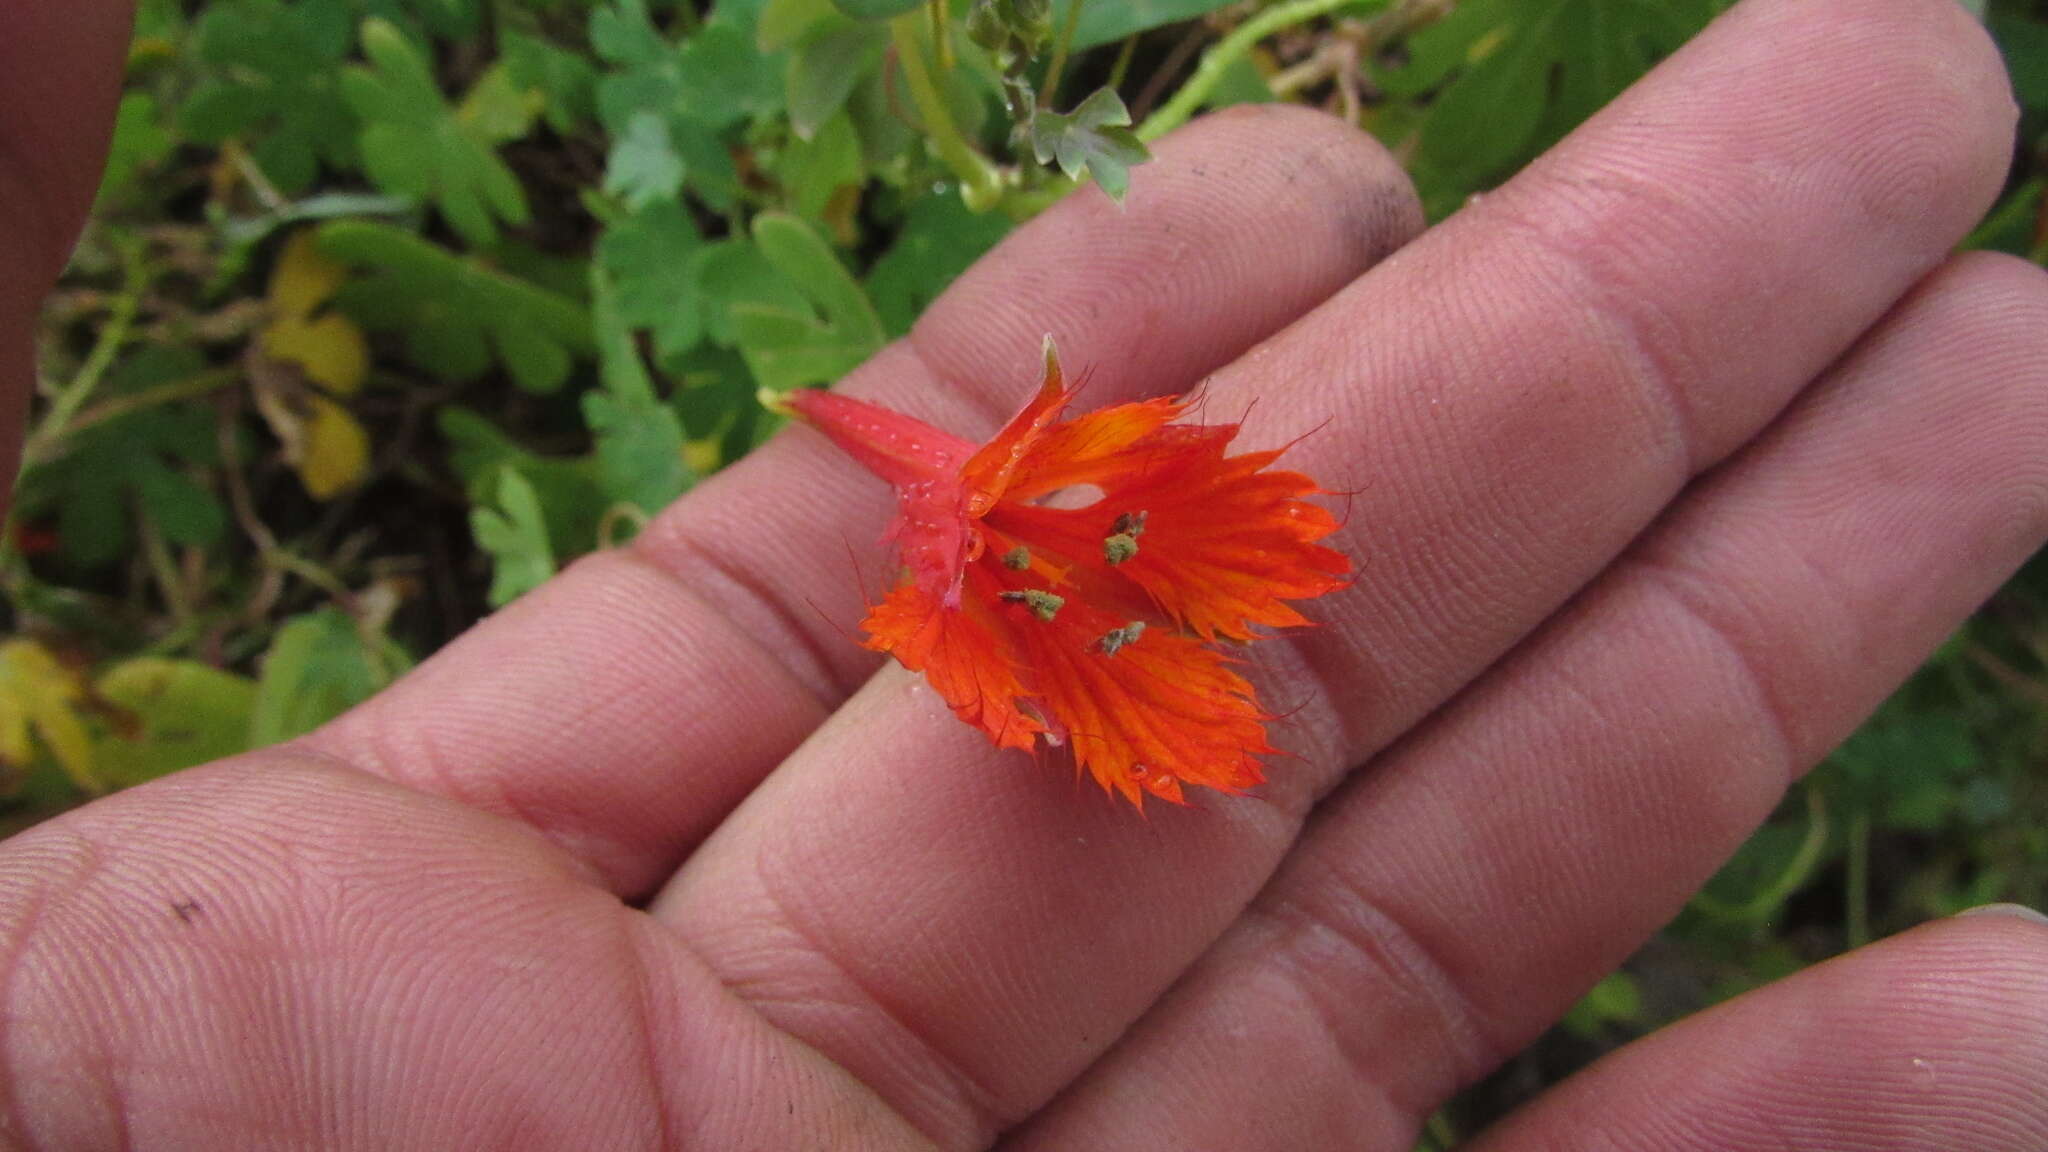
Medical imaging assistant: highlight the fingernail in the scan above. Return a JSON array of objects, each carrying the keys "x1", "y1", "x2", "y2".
[{"x1": 1955, "y1": 903, "x2": 2048, "y2": 927}]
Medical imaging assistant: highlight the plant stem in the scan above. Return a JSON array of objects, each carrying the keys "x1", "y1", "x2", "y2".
[
  {"x1": 135, "y1": 494, "x2": 196, "y2": 633},
  {"x1": 1106, "y1": 33, "x2": 1138, "y2": 91},
  {"x1": 1846, "y1": 807, "x2": 1872, "y2": 949},
  {"x1": 1040, "y1": 0, "x2": 1085, "y2": 107},
  {"x1": 1137, "y1": 0, "x2": 1385, "y2": 142},
  {"x1": 31, "y1": 233, "x2": 148, "y2": 457},
  {"x1": 889, "y1": 14, "x2": 1006, "y2": 211},
  {"x1": 1688, "y1": 785, "x2": 1829, "y2": 924},
  {"x1": 928, "y1": 0, "x2": 953, "y2": 72},
  {"x1": 25, "y1": 368, "x2": 242, "y2": 467}
]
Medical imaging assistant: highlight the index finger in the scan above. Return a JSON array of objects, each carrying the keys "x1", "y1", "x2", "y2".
[{"x1": 307, "y1": 107, "x2": 1426, "y2": 895}]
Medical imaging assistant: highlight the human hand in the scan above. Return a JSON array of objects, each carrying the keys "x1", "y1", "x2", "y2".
[{"x1": 7, "y1": 0, "x2": 2048, "y2": 1148}]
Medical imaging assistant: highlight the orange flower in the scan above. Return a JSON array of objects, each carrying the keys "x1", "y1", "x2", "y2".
[{"x1": 783, "y1": 341, "x2": 1348, "y2": 808}]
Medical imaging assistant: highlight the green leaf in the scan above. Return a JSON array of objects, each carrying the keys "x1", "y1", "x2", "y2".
[
  {"x1": 585, "y1": 392, "x2": 692, "y2": 516},
  {"x1": 473, "y1": 467, "x2": 559, "y2": 607},
  {"x1": 591, "y1": 0, "x2": 751, "y2": 208},
  {"x1": 598, "y1": 200, "x2": 707, "y2": 362},
  {"x1": 732, "y1": 213, "x2": 885, "y2": 392},
  {"x1": 1385, "y1": 0, "x2": 1714, "y2": 215},
  {"x1": 866, "y1": 190, "x2": 1013, "y2": 336},
  {"x1": 342, "y1": 17, "x2": 532, "y2": 246},
  {"x1": 438, "y1": 408, "x2": 610, "y2": 555},
  {"x1": 133, "y1": 464, "x2": 228, "y2": 550},
  {"x1": 358, "y1": 0, "x2": 482, "y2": 40},
  {"x1": 759, "y1": 0, "x2": 838, "y2": 50},
  {"x1": 1201, "y1": 49, "x2": 1275, "y2": 109},
  {"x1": 1963, "y1": 180, "x2": 2046, "y2": 261},
  {"x1": 1053, "y1": 0, "x2": 1237, "y2": 50},
  {"x1": 1991, "y1": 13, "x2": 2048, "y2": 111},
  {"x1": 1560, "y1": 971, "x2": 1644, "y2": 1039},
  {"x1": 693, "y1": 236, "x2": 811, "y2": 348},
  {"x1": 1029, "y1": 86, "x2": 1151, "y2": 201},
  {"x1": 787, "y1": 20, "x2": 889, "y2": 138},
  {"x1": 590, "y1": 0, "x2": 670, "y2": 67},
  {"x1": 1828, "y1": 710, "x2": 1979, "y2": 831},
  {"x1": 93, "y1": 659, "x2": 257, "y2": 787},
  {"x1": 587, "y1": 273, "x2": 695, "y2": 513},
  {"x1": 676, "y1": 19, "x2": 785, "y2": 124},
  {"x1": 15, "y1": 350, "x2": 227, "y2": 570},
  {"x1": 1692, "y1": 788, "x2": 1830, "y2": 923},
  {"x1": 828, "y1": 0, "x2": 922, "y2": 18},
  {"x1": 666, "y1": 343, "x2": 766, "y2": 463},
  {"x1": 318, "y1": 219, "x2": 594, "y2": 392},
  {"x1": 96, "y1": 93, "x2": 176, "y2": 209},
  {"x1": 777, "y1": 111, "x2": 866, "y2": 229},
  {"x1": 458, "y1": 63, "x2": 541, "y2": 145},
  {"x1": 250, "y1": 608, "x2": 412, "y2": 747},
  {"x1": 181, "y1": 0, "x2": 357, "y2": 195},
  {"x1": 502, "y1": 28, "x2": 599, "y2": 132},
  {"x1": 604, "y1": 110, "x2": 687, "y2": 208}
]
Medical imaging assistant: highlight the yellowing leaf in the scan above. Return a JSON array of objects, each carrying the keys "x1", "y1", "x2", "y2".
[
  {"x1": 299, "y1": 396, "x2": 371, "y2": 499},
  {"x1": 249, "y1": 355, "x2": 372, "y2": 500},
  {"x1": 269, "y1": 230, "x2": 349, "y2": 317},
  {"x1": 0, "y1": 640, "x2": 100, "y2": 793},
  {"x1": 263, "y1": 312, "x2": 369, "y2": 394},
  {"x1": 256, "y1": 229, "x2": 375, "y2": 500},
  {"x1": 683, "y1": 437, "x2": 722, "y2": 475},
  {"x1": 94, "y1": 658, "x2": 257, "y2": 788}
]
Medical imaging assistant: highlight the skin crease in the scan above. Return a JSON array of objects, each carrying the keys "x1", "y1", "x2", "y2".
[{"x1": 2, "y1": 2, "x2": 2047, "y2": 1152}]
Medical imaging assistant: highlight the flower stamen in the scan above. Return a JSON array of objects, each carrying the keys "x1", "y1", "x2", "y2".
[
  {"x1": 1096, "y1": 621, "x2": 1146, "y2": 656},
  {"x1": 1000, "y1": 588, "x2": 1067, "y2": 622}
]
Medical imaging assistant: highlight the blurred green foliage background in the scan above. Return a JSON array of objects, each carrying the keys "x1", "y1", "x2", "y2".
[{"x1": 6, "y1": 0, "x2": 2047, "y2": 1138}]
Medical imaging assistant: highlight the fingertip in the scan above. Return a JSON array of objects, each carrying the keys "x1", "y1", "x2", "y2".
[
  {"x1": 1761, "y1": 0, "x2": 2016, "y2": 238},
  {"x1": 1955, "y1": 902, "x2": 2048, "y2": 929},
  {"x1": 1477, "y1": 912, "x2": 2048, "y2": 1152}
]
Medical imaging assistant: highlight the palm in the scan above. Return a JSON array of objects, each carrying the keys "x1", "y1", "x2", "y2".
[{"x1": 8, "y1": 0, "x2": 2048, "y2": 1149}]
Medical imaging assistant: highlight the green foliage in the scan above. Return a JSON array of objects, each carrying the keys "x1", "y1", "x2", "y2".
[
  {"x1": 317, "y1": 219, "x2": 593, "y2": 391},
  {"x1": 473, "y1": 467, "x2": 559, "y2": 606},
  {"x1": 1977, "y1": 3, "x2": 2048, "y2": 263},
  {"x1": 830, "y1": 0, "x2": 923, "y2": 19},
  {"x1": 439, "y1": 407, "x2": 612, "y2": 555},
  {"x1": 1055, "y1": 0, "x2": 1239, "y2": 49},
  {"x1": 587, "y1": 274, "x2": 694, "y2": 514},
  {"x1": 1380, "y1": 0, "x2": 1719, "y2": 216},
  {"x1": 732, "y1": 213, "x2": 885, "y2": 393},
  {"x1": 1993, "y1": 7, "x2": 2048, "y2": 110},
  {"x1": 343, "y1": 18, "x2": 533, "y2": 246},
  {"x1": 1029, "y1": 87, "x2": 1150, "y2": 201},
  {"x1": 17, "y1": 348, "x2": 227, "y2": 569},
  {"x1": 97, "y1": 94, "x2": 177, "y2": 209},
  {"x1": 181, "y1": 0, "x2": 358, "y2": 194},
  {"x1": 94, "y1": 659, "x2": 258, "y2": 787},
  {"x1": 867, "y1": 191, "x2": 1012, "y2": 335},
  {"x1": 251, "y1": 608, "x2": 413, "y2": 745},
  {"x1": 591, "y1": 0, "x2": 757, "y2": 210},
  {"x1": 502, "y1": 29, "x2": 599, "y2": 133},
  {"x1": 785, "y1": 21, "x2": 890, "y2": 139},
  {"x1": 598, "y1": 200, "x2": 706, "y2": 362},
  {"x1": 1559, "y1": 971, "x2": 1644, "y2": 1040}
]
